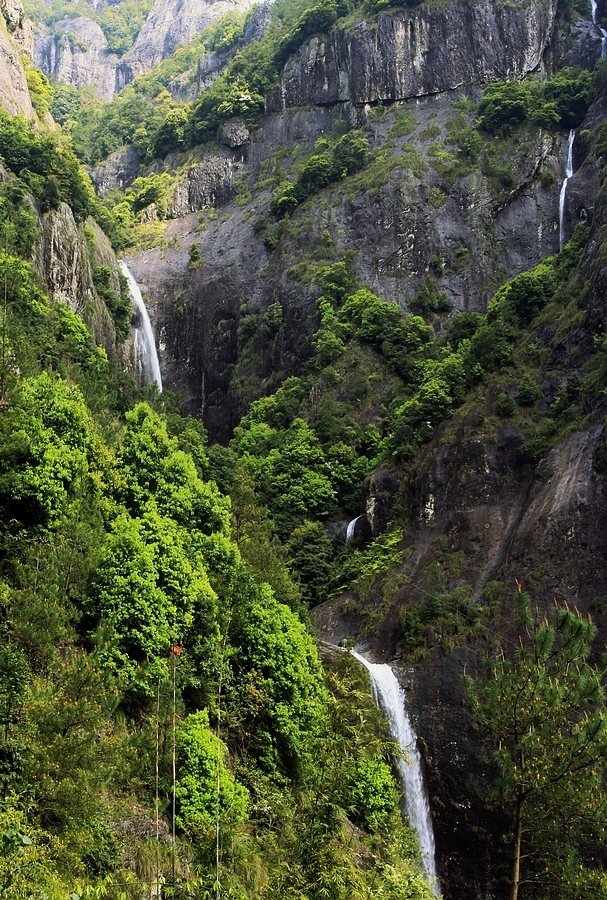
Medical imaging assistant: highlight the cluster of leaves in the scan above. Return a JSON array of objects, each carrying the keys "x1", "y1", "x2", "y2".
[
  {"x1": 0, "y1": 112, "x2": 97, "y2": 221},
  {"x1": 273, "y1": 0, "x2": 354, "y2": 69},
  {"x1": 466, "y1": 589, "x2": 607, "y2": 899},
  {"x1": 477, "y1": 66, "x2": 603, "y2": 135},
  {"x1": 91, "y1": 266, "x2": 132, "y2": 341},
  {"x1": 269, "y1": 132, "x2": 369, "y2": 219}
]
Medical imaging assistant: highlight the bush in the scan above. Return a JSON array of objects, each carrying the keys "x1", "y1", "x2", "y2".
[
  {"x1": 495, "y1": 393, "x2": 516, "y2": 418},
  {"x1": 517, "y1": 375, "x2": 540, "y2": 406}
]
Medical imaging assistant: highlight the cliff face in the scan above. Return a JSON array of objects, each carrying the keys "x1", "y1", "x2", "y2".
[
  {"x1": 0, "y1": 0, "x2": 34, "y2": 118},
  {"x1": 33, "y1": 17, "x2": 120, "y2": 101},
  {"x1": 121, "y1": 0, "x2": 256, "y2": 80},
  {"x1": 269, "y1": 0, "x2": 558, "y2": 110},
  {"x1": 120, "y1": 0, "x2": 604, "y2": 441},
  {"x1": 33, "y1": 201, "x2": 121, "y2": 354},
  {"x1": 308, "y1": 88, "x2": 607, "y2": 898}
]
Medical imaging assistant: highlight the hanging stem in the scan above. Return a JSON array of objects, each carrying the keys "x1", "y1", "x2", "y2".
[
  {"x1": 172, "y1": 648, "x2": 177, "y2": 890},
  {"x1": 1, "y1": 260, "x2": 8, "y2": 407},
  {"x1": 155, "y1": 676, "x2": 161, "y2": 895}
]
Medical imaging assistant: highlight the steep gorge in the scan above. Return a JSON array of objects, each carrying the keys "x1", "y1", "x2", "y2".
[{"x1": 3, "y1": 0, "x2": 607, "y2": 893}]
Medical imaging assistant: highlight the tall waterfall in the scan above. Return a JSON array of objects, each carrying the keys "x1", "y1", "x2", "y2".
[
  {"x1": 558, "y1": 130, "x2": 575, "y2": 252},
  {"x1": 352, "y1": 651, "x2": 439, "y2": 894},
  {"x1": 119, "y1": 261, "x2": 163, "y2": 391},
  {"x1": 591, "y1": 0, "x2": 607, "y2": 56}
]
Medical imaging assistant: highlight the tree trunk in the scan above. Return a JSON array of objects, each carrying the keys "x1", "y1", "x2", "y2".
[{"x1": 510, "y1": 785, "x2": 525, "y2": 900}]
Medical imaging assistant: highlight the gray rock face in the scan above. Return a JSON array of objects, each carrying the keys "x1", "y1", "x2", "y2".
[
  {"x1": 243, "y1": 1, "x2": 273, "y2": 43},
  {"x1": 218, "y1": 120, "x2": 250, "y2": 148},
  {"x1": 33, "y1": 202, "x2": 118, "y2": 352},
  {"x1": 121, "y1": 0, "x2": 256, "y2": 81},
  {"x1": 168, "y1": 153, "x2": 237, "y2": 217},
  {"x1": 1, "y1": 0, "x2": 23, "y2": 32},
  {"x1": 268, "y1": 0, "x2": 557, "y2": 111},
  {"x1": 90, "y1": 146, "x2": 141, "y2": 198},
  {"x1": 364, "y1": 469, "x2": 400, "y2": 537},
  {"x1": 124, "y1": 81, "x2": 585, "y2": 442},
  {"x1": 0, "y1": 0, "x2": 34, "y2": 118},
  {"x1": 196, "y1": 51, "x2": 228, "y2": 91},
  {"x1": 34, "y1": 18, "x2": 120, "y2": 101}
]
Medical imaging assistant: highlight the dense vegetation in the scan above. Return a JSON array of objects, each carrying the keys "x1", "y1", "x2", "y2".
[
  {"x1": 6, "y1": 0, "x2": 607, "y2": 893},
  {"x1": 0, "y1": 115, "x2": 435, "y2": 898}
]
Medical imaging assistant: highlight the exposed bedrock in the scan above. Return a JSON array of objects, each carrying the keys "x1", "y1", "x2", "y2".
[{"x1": 268, "y1": 0, "x2": 558, "y2": 111}]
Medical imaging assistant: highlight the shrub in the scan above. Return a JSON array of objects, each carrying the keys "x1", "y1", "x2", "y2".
[
  {"x1": 517, "y1": 375, "x2": 540, "y2": 406},
  {"x1": 495, "y1": 393, "x2": 516, "y2": 418}
]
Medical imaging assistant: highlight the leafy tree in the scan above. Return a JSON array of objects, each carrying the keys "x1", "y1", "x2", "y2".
[
  {"x1": 286, "y1": 520, "x2": 334, "y2": 608},
  {"x1": 466, "y1": 587, "x2": 607, "y2": 900},
  {"x1": 116, "y1": 403, "x2": 230, "y2": 535},
  {"x1": 176, "y1": 708, "x2": 248, "y2": 837},
  {"x1": 229, "y1": 578, "x2": 328, "y2": 778},
  {"x1": 90, "y1": 508, "x2": 216, "y2": 692}
]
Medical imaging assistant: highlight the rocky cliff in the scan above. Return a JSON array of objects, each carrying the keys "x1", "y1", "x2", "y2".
[
  {"x1": 118, "y1": 0, "x2": 607, "y2": 441},
  {"x1": 269, "y1": 0, "x2": 558, "y2": 110},
  {"x1": 307, "y1": 88, "x2": 607, "y2": 898},
  {"x1": 0, "y1": 0, "x2": 34, "y2": 118},
  {"x1": 33, "y1": 17, "x2": 120, "y2": 101}
]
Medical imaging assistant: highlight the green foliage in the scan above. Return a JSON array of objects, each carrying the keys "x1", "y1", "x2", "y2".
[
  {"x1": 229, "y1": 579, "x2": 328, "y2": 777},
  {"x1": 0, "y1": 112, "x2": 96, "y2": 221},
  {"x1": 22, "y1": 60, "x2": 53, "y2": 121},
  {"x1": 517, "y1": 374, "x2": 541, "y2": 406},
  {"x1": 0, "y1": 181, "x2": 37, "y2": 258},
  {"x1": 176, "y1": 708, "x2": 248, "y2": 835},
  {"x1": 466, "y1": 589, "x2": 607, "y2": 898},
  {"x1": 270, "y1": 132, "x2": 368, "y2": 218},
  {"x1": 410, "y1": 275, "x2": 452, "y2": 317},
  {"x1": 189, "y1": 79, "x2": 265, "y2": 144},
  {"x1": 92, "y1": 266, "x2": 131, "y2": 341},
  {"x1": 399, "y1": 585, "x2": 488, "y2": 656},
  {"x1": 274, "y1": 0, "x2": 340, "y2": 68},
  {"x1": 477, "y1": 68, "x2": 599, "y2": 136},
  {"x1": 494, "y1": 392, "x2": 515, "y2": 417},
  {"x1": 286, "y1": 519, "x2": 334, "y2": 607}
]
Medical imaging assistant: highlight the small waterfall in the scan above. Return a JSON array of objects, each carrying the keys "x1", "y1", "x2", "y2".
[
  {"x1": 119, "y1": 261, "x2": 163, "y2": 391},
  {"x1": 591, "y1": 0, "x2": 607, "y2": 56},
  {"x1": 558, "y1": 130, "x2": 575, "y2": 252},
  {"x1": 352, "y1": 650, "x2": 439, "y2": 894},
  {"x1": 346, "y1": 515, "x2": 363, "y2": 542}
]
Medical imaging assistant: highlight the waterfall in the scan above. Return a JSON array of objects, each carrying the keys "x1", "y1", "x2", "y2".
[
  {"x1": 346, "y1": 515, "x2": 363, "y2": 542},
  {"x1": 558, "y1": 130, "x2": 575, "y2": 252},
  {"x1": 119, "y1": 261, "x2": 163, "y2": 391},
  {"x1": 352, "y1": 650, "x2": 439, "y2": 894},
  {"x1": 591, "y1": 0, "x2": 607, "y2": 56}
]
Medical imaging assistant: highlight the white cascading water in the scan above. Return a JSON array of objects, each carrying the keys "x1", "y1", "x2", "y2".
[
  {"x1": 351, "y1": 650, "x2": 439, "y2": 894},
  {"x1": 346, "y1": 515, "x2": 363, "y2": 542},
  {"x1": 559, "y1": 130, "x2": 575, "y2": 252},
  {"x1": 119, "y1": 261, "x2": 163, "y2": 391},
  {"x1": 591, "y1": 0, "x2": 607, "y2": 56}
]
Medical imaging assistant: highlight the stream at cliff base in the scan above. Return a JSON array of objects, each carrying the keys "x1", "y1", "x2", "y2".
[{"x1": 351, "y1": 650, "x2": 439, "y2": 895}]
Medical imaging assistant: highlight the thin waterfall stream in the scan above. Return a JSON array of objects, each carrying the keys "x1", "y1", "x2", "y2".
[
  {"x1": 591, "y1": 0, "x2": 607, "y2": 56},
  {"x1": 119, "y1": 261, "x2": 163, "y2": 391},
  {"x1": 559, "y1": 130, "x2": 575, "y2": 252},
  {"x1": 351, "y1": 650, "x2": 439, "y2": 894},
  {"x1": 346, "y1": 515, "x2": 363, "y2": 542}
]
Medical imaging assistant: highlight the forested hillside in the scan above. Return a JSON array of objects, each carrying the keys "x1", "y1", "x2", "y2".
[{"x1": 2, "y1": 0, "x2": 607, "y2": 895}]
